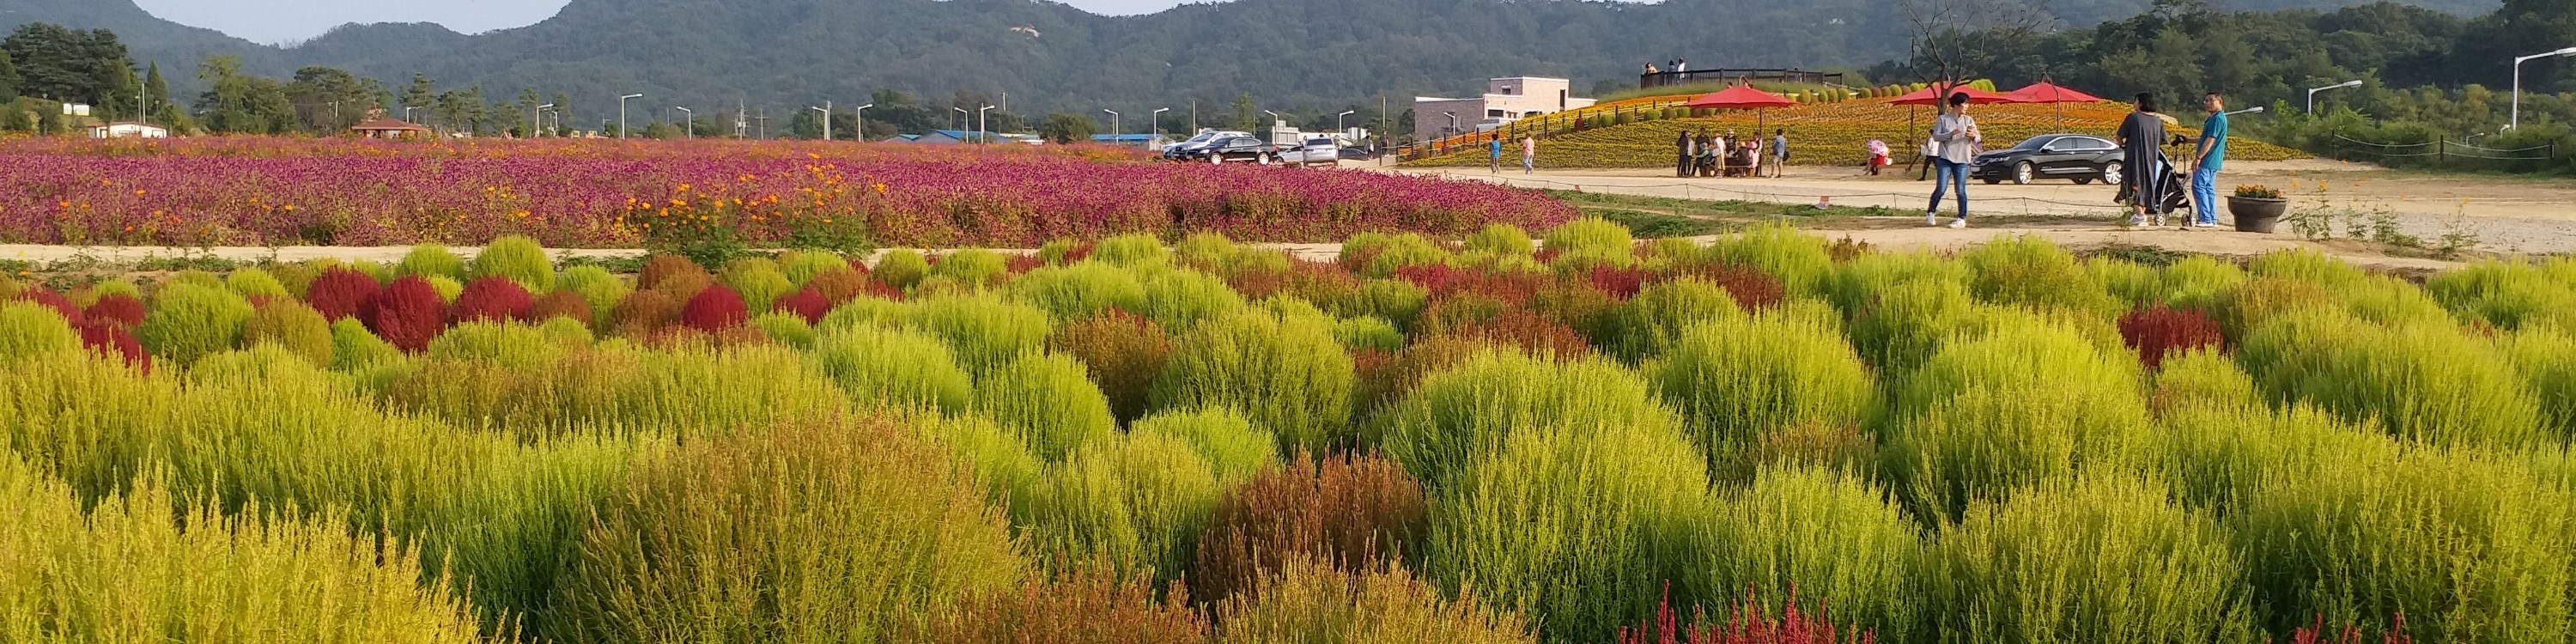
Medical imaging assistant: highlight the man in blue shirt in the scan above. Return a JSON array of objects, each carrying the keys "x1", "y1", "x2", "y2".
[
  {"x1": 2191, "y1": 92, "x2": 2229, "y2": 228},
  {"x1": 1490, "y1": 137, "x2": 1504, "y2": 174}
]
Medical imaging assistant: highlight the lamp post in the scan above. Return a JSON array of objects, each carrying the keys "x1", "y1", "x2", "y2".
[
  {"x1": 2226, "y1": 106, "x2": 2266, "y2": 117},
  {"x1": 674, "y1": 106, "x2": 693, "y2": 139},
  {"x1": 953, "y1": 106, "x2": 969, "y2": 132},
  {"x1": 1151, "y1": 107, "x2": 1170, "y2": 147},
  {"x1": 534, "y1": 103, "x2": 554, "y2": 137},
  {"x1": 978, "y1": 105, "x2": 996, "y2": 144},
  {"x1": 404, "y1": 106, "x2": 422, "y2": 124},
  {"x1": 1443, "y1": 112, "x2": 1458, "y2": 136},
  {"x1": 853, "y1": 103, "x2": 873, "y2": 142},
  {"x1": 1337, "y1": 110, "x2": 1356, "y2": 136},
  {"x1": 811, "y1": 101, "x2": 832, "y2": 142},
  {"x1": 2512, "y1": 46, "x2": 2576, "y2": 129},
  {"x1": 1103, "y1": 109, "x2": 1120, "y2": 146},
  {"x1": 617, "y1": 94, "x2": 643, "y2": 138},
  {"x1": 2304, "y1": 81, "x2": 2360, "y2": 113}
]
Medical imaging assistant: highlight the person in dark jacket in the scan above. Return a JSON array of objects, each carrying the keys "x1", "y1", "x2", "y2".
[
  {"x1": 2115, "y1": 93, "x2": 2170, "y2": 227},
  {"x1": 1676, "y1": 131, "x2": 1695, "y2": 177}
]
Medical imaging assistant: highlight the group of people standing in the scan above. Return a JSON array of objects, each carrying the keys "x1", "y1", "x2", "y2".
[
  {"x1": 1673, "y1": 129, "x2": 1789, "y2": 179},
  {"x1": 1914, "y1": 88, "x2": 2231, "y2": 229}
]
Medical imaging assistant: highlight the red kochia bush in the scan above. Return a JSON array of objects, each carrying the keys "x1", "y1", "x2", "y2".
[
  {"x1": 302, "y1": 267, "x2": 381, "y2": 321},
  {"x1": 802, "y1": 266, "x2": 888, "y2": 305},
  {"x1": 450, "y1": 276, "x2": 536, "y2": 323},
  {"x1": 1616, "y1": 582, "x2": 1872, "y2": 644},
  {"x1": 76, "y1": 319, "x2": 149, "y2": 374},
  {"x1": 1397, "y1": 263, "x2": 1545, "y2": 306},
  {"x1": 1586, "y1": 265, "x2": 1653, "y2": 301},
  {"x1": 2118, "y1": 306, "x2": 2226, "y2": 369},
  {"x1": 679, "y1": 285, "x2": 750, "y2": 331},
  {"x1": 772, "y1": 287, "x2": 831, "y2": 325},
  {"x1": 362, "y1": 276, "x2": 449, "y2": 353},
  {"x1": 15, "y1": 289, "x2": 82, "y2": 326},
  {"x1": 82, "y1": 294, "x2": 145, "y2": 328},
  {"x1": 1450, "y1": 309, "x2": 1595, "y2": 359}
]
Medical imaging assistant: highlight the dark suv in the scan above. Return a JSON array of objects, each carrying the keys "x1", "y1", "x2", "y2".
[
  {"x1": 1972, "y1": 134, "x2": 2124, "y2": 185},
  {"x1": 1163, "y1": 135, "x2": 1276, "y2": 165}
]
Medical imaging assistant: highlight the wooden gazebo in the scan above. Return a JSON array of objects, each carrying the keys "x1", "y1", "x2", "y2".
[{"x1": 350, "y1": 118, "x2": 434, "y2": 140}]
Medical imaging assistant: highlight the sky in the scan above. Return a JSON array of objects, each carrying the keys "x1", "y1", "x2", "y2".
[{"x1": 135, "y1": 0, "x2": 1205, "y2": 45}]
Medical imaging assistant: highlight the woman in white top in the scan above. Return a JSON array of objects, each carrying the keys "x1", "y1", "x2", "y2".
[{"x1": 1925, "y1": 91, "x2": 1982, "y2": 228}]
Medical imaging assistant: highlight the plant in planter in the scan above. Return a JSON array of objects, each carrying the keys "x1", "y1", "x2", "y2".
[{"x1": 2229, "y1": 185, "x2": 2288, "y2": 234}]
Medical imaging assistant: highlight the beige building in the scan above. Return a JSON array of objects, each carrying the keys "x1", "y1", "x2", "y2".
[
  {"x1": 1413, "y1": 76, "x2": 1595, "y2": 139},
  {"x1": 87, "y1": 122, "x2": 170, "y2": 139}
]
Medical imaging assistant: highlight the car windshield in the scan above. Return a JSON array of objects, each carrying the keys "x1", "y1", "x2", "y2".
[
  {"x1": 2010, "y1": 136, "x2": 2061, "y2": 151},
  {"x1": 1306, "y1": 138, "x2": 1334, "y2": 147},
  {"x1": 1183, "y1": 132, "x2": 1224, "y2": 144}
]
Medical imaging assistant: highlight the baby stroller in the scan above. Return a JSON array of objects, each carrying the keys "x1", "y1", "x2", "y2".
[{"x1": 2113, "y1": 135, "x2": 2192, "y2": 219}]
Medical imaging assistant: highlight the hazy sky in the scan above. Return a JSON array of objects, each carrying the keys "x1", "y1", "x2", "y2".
[{"x1": 136, "y1": 0, "x2": 1206, "y2": 45}]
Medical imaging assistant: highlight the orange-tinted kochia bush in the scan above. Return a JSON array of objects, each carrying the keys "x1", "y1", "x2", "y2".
[
  {"x1": 1051, "y1": 311, "x2": 1172, "y2": 424},
  {"x1": 528, "y1": 291, "x2": 594, "y2": 326},
  {"x1": 611, "y1": 289, "x2": 681, "y2": 337},
  {"x1": 902, "y1": 562, "x2": 1208, "y2": 644},
  {"x1": 1191, "y1": 453, "x2": 1430, "y2": 603}
]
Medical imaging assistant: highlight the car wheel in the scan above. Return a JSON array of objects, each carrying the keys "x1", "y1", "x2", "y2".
[
  {"x1": 2012, "y1": 161, "x2": 2035, "y2": 185},
  {"x1": 1210, "y1": 154, "x2": 1224, "y2": 165},
  {"x1": 2100, "y1": 162, "x2": 2123, "y2": 186},
  {"x1": 1258, "y1": 153, "x2": 1273, "y2": 166}
]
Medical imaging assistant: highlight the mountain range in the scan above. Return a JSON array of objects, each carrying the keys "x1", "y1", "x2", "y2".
[{"x1": 0, "y1": 0, "x2": 2504, "y2": 122}]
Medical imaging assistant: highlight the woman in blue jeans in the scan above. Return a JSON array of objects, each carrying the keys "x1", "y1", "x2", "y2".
[{"x1": 1926, "y1": 92, "x2": 1981, "y2": 228}]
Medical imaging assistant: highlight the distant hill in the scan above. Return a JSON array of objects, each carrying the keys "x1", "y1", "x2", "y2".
[{"x1": 0, "y1": 0, "x2": 2506, "y2": 122}]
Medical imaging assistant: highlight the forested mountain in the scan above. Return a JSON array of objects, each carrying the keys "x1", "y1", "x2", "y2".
[{"x1": 0, "y1": 0, "x2": 2507, "y2": 126}]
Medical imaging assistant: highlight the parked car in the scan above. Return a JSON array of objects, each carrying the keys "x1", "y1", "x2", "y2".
[
  {"x1": 1272, "y1": 137, "x2": 1342, "y2": 167},
  {"x1": 1163, "y1": 134, "x2": 1273, "y2": 164},
  {"x1": 1971, "y1": 134, "x2": 2125, "y2": 185},
  {"x1": 1160, "y1": 131, "x2": 1250, "y2": 157}
]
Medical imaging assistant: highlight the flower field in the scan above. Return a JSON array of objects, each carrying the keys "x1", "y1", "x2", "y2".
[
  {"x1": 1407, "y1": 100, "x2": 2308, "y2": 168},
  {"x1": 6, "y1": 224, "x2": 2576, "y2": 644},
  {"x1": 0, "y1": 137, "x2": 1571, "y2": 248}
]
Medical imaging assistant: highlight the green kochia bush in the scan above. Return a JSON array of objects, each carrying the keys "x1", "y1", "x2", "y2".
[
  {"x1": 1882, "y1": 323, "x2": 2154, "y2": 519},
  {"x1": 224, "y1": 267, "x2": 291, "y2": 300},
  {"x1": 556, "y1": 265, "x2": 630, "y2": 321},
  {"x1": 875, "y1": 249, "x2": 930, "y2": 291},
  {"x1": 329, "y1": 318, "x2": 400, "y2": 371},
  {"x1": 2239, "y1": 308, "x2": 2549, "y2": 449},
  {"x1": 1929, "y1": 476, "x2": 2256, "y2": 644},
  {"x1": 1610, "y1": 277, "x2": 1743, "y2": 361},
  {"x1": 137, "y1": 282, "x2": 255, "y2": 367},
  {"x1": 1706, "y1": 223, "x2": 1834, "y2": 296},
  {"x1": 472, "y1": 235, "x2": 556, "y2": 292},
  {"x1": 933, "y1": 249, "x2": 1010, "y2": 289},
  {"x1": 977, "y1": 351, "x2": 1118, "y2": 462},
  {"x1": 1093, "y1": 233, "x2": 1170, "y2": 267},
  {"x1": 0, "y1": 458, "x2": 489, "y2": 643},
  {"x1": 545, "y1": 418, "x2": 1023, "y2": 644},
  {"x1": 242, "y1": 298, "x2": 334, "y2": 368},
  {"x1": 1425, "y1": 420, "x2": 1708, "y2": 644},
  {"x1": 2232, "y1": 447, "x2": 2576, "y2": 644},
  {"x1": 2506, "y1": 326, "x2": 2576, "y2": 439},
  {"x1": 1466, "y1": 223, "x2": 1534, "y2": 256},
  {"x1": 906, "y1": 295, "x2": 1051, "y2": 377},
  {"x1": 1541, "y1": 216, "x2": 1632, "y2": 259},
  {"x1": 776, "y1": 250, "x2": 852, "y2": 286},
  {"x1": 0, "y1": 301, "x2": 78, "y2": 364},
  {"x1": 1151, "y1": 312, "x2": 1353, "y2": 454},
  {"x1": 917, "y1": 414, "x2": 1046, "y2": 519},
  {"x1": 812, "y1": 325, "x2": 975, "y2": 414},
  {"x1": 1847, "y1": 276, "x2": 1979, "y2": 374},
  {"x1": 1009, "y1": 263, "x2": 1145, "y2": 322},
  {"x1": 1960, "y1": 234, "x2": 2119, "y2": 319},
  {"x1": 1129, "y1": 406, "x2": 1277, "y2": 484},
  {"x1": 1218, "y1": 556, "x2": 1537, "y2": 644},
  {"x1": 1656, "y1": 312, "x2": 1874, "y2": 480},
  {"x1": 397, "y1": 243, "x2": 467, "y2": 280},
  {"x1": 1687, "y1": 465, "x2": 1924, "y2": 644},
  {"x1": 1378, "y1": 351, "x2": 1681, "y2": 489},
  {"x1": 719, "y1": 258, "x2": 797, "y2": 313},
  {"x1": 2427, "y1": 259, "x2": 2576, "y2": 331},
  {"x1": 1133, "y1": 268, "x2": 1245, "y2": 332},
  {"x1": 1028, "y1": 427, "x2": 1224, "y2": 582}
]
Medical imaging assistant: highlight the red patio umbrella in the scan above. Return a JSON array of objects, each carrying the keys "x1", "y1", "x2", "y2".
[
  {"x1": 1685, "y1": 86, "x2": 1799, "y2": 149},
  {"x1": 2002, "y1": 82, "x2": 2105, "y2": 104}
]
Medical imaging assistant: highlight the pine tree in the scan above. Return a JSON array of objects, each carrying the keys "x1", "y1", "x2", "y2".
[
  {"x1": 1231, "y1": 93, "x2": 1257, "y2": 131},
  {"x1": 0, "y1": 51, "x2": 17, "y2": 103}
]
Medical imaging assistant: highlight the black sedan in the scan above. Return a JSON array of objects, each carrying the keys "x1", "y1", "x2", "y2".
[
  {"x1": 1971, "y1": 134, "x2": 2125, "y2": 185},
  {"x1": 1162, "y1": 136, "x2": 1277, "y2": 165}
]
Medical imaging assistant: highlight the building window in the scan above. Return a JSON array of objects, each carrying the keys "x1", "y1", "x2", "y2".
[{"x1": 1486, "y1": 109, "x2": 1506, "y2": 118}]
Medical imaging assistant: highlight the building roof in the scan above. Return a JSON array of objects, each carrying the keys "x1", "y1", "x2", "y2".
[
  {"x1": 91, "y1": 121, "x2": 164, "y2": 129},
  {"x1": 350, "y1": 118, "x2": 433, "y2": 131},
  {"x1": 1090, "y1": 134, "x2": 1163, "y2": 142},
  {"x1": 1488, "y1": 76, "x2": 1570, "y2": 82}
]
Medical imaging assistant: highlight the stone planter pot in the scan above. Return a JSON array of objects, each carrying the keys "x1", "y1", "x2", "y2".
[{"x1": 2228, "y1": 196, "x2": 2287, "y2": 233}]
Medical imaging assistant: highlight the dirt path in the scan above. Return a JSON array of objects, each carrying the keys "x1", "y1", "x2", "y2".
[{"x1": 1387, "y1": 161, "x2": 2576, "y2": 255}]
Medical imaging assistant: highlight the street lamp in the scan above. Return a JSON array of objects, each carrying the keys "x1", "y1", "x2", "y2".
[
  {"x1": 404, "y1": 106, "x2": 423, "y2": 124},
  {"x1": 674, "y1": 106, "x2": 693, "y2": 139},
  {"x1": 1103, "y1": 109, "x2": 1121, "y2": 146},
  {"x1": 534, "y1": 103, "x2": 555, "y2": 137},
  {"x1": 2305, "y1": 81, "x2": 2360, "y2": 113},
  {"x1": 2512, "y1": 46, "x2": 2576, "y2": 129},
  {"x1": 2226, "y1": 106, "x2": 2267, "y2": 117},
  {"x1": 617, "y1": 94, "x2": 644, "y2": 138},
  {"x1": 1337, "y1": 110, "x2": 1356, "y2": 134},
  {"x1": 1151, "y1": 107, "x2": 1170, "y2": 146},
  {"x1": 1442, "y1": 112, "x2": 1458, "y2": 135},
  {"x1": 811, "y1": 101, "x2": 833, "y2": 142},
  {"x1": 853, "y1": 103, "x2": 873, "y2": 142},
  {"x1": 978, "y1": 105, "x2": 997, "y2": 144},
  {"x1": 953, "y1": 106, "x2": 969, "y2": 132}
]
